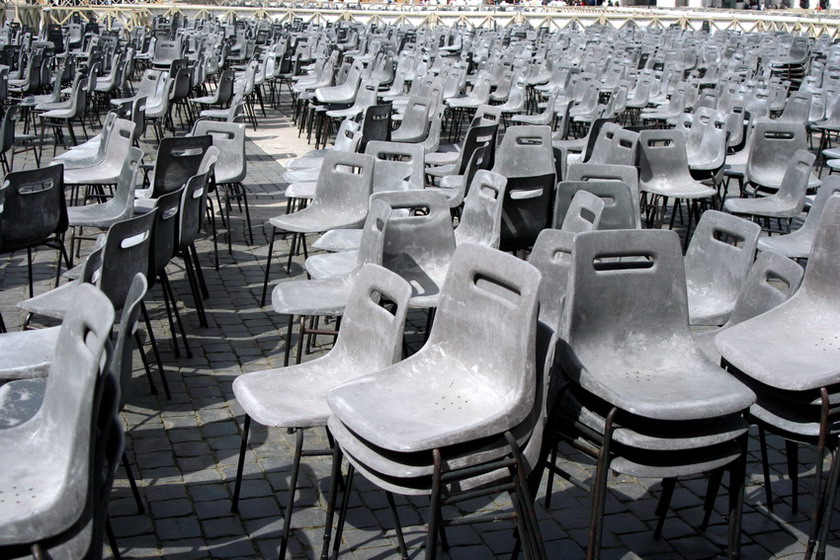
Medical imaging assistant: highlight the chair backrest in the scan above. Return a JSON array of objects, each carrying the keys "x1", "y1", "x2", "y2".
[
  {"x1": 22, "y1": 283, "x2": 113, "y2": 540},
  {"x1": 150, "y1": 184, "x2": 186, "y2": 276},
  {"x1": 355, "y1": 198, "x2": 392, "y2": 268},
  {"x1": 425, "y1": 243, "x2": 541, "y2": 430},
  {"x1": 152, "y1": 134, "x2": 213, "y2": 198},
  {"x1": 772, "y1": 148, "x2": 815, "y2": 212},
  {"x1": 190, "y1": 120, "x2": 246, "y2": 184},
  {"x1": 553, "y1": 180, "x2": 637, "y2": 231},
  {"x1": 528, "y1": 228, "x2": 576, "y2": 336},
  {"x1": 0, "y1": 164, "x2": 67, "y2": 252},
  {"x1": 105, "y1": 145, "x2": 142, "y2": 224},
  {"x1": 492, "y1": 125, "x2": 555, "y2": 179},
  {"x1": 454, "y1": 170, "x2": 507, "y2": 249},
  {"x1": 178, "y1": 168, "x2": 213, "y2": 253},
  {"x1": 586, "y1": 123, "x2": 638, "y2": 167},
  {"x1": 563, "y1": 229, "x2": 695, "y2": 361},
  {"x1": 364, "y1": 140, "x2": 425, "y2": 193},
  {"x1": 394, "y1": 95, "x2": 431, "y2": 140},
  {"x1": 499, "y1": 173, "x2": 556, "y2": 253},
  {"x1": 0, "y1": 103, "x2": 18, "y2": 154},
  {"x1": 311, "y1": 151, "x2": 375, "y2": 215},
  {"x1": 684, "y1": 210, "x2": 761, "y2": 325},
  {"x1": 360, "y1": 103, "x2": 392, "y2": 151},
  {"x1": 370, "y1": 189, "x2": 456, "y2": 299},
  {"x1": 790, "y1": 195, "x2": 840, "y2": 301},
  {"x1": 724, "y1": 251, "x2": 803, "y2": 329},
  {"x1": 637, "y1": 128, "x2": 695, "y2": 186},
  {"x1": 558, "y1": 190, "x2": 605, "y2": 234},
  {"x1": 113, "y1": 273, "x2": 148, "y2": 407},
  {"x1": 745, "y1": 120, "x2": 807, "y2": 189},
  {"x1": 331, "y1": 263, "x2": 412, "y2": 370}
]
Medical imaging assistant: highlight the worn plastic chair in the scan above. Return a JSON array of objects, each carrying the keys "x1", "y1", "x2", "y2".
[
  {"x1": 231, "y1": 263, "x2": 411, "y2": 559},
  {"x1": 325, "y1": 243, "x2": 544, "y2": 559},
  {"x1": 638, "y1": 128, "x2": 716, "y2": 232},
  {"x1": 757, "y1": 178, "x2": 840, "y2": 259},
  {"x1": 0, "y1": 164, "x2": 70, "y2": 298},
  {"x1": 453, "y1": 170, "x2": 507, "y2": 249},
  {"x1": 685, "y1": 210, "x2": 761, "y2": 327},
  {"x1": 553, "y1": 180, "x2": 637, "y2": 231},
  {"x1": 261, "y1": 151, "x2": 375, "y2": 306},
  {"x1": 715, "y1": 195, "x2": 840, "y2": 560},
  {"x1": 135, "y1": 134, "x2": 213, "y2": 207},
  {"x1": 745, "y1": 120, "x2": 815, "y2": 193},
  {"x1": 0, "y1": 283, "x2": 114, "y2": 557},
  {"x1": 725, "y1": 149, "x2": 815, "y2": 232},
  {"x1": 693, "y1": 251, "x2": 803, "y2": 363},
  {"x1": 66, "y1": 145, "x2": 142, "y2": 257},
  {"x1": 554, "y1": 228, "x2": 755, "y2": 560},
  {"x1": 191, "y1": 120, "x2": 252, "y2": 248},
  {"x1": 556, "y1": 189, "x2": 605, "y2": 233}
]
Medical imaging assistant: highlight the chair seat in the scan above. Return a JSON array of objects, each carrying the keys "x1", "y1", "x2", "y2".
[
  {"x1": 756, "y1": 233, "x2": 811, "y2": 259},
  {"x1": 268, "y1": 204, "x2": 366, "y2": 234},
  {"x1": 311, "y1": 228, "x2": 363, "y2": 253},
  {"x1": 559, "y1": 345, "x2": 755, "y2": 422},
  {"x1": 724, "y1": 195, "x2": 799, "y2": 218},
  {"x1": 17, "y1": 281, "x2": 79, "y2": 320},
  {"x1": 40, "y1": 108, "x2": 76, "y2": 119},
  {"x1": 0, "y1": 327, "x2": 59, "y2": 381},
  {"x1": 642, "y1": 179, "x2": 715, "y2": 199},
  {"x1": 64, "y1": 162, "x2": 124, "y2": 186},
  {"x1": 715, "y1": 298, "x2": 840, "y2": 391},
  {"x1": 327, "y1": 350, "x2": 531, "y2": 453},
  {"x1": 233, "y1": 347, "x2": 363, "y2": 429},
  {"x1": 283, "y1": 181, "x2": 316, "y2": 200},
  {"x1": 283, "y1": 168, "x2": 319, "y2": 184},
  {"x1": 67, "y1": 204, "x2": 131, "y2": 229},
  {"x1": 304, "y1": 250, "x2": 357, "y2": 280}
]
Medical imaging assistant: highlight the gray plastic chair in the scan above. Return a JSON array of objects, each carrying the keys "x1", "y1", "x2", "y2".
[
  {"x1": 192, "y1": 120, "x2": 252, "y2": 248},
  {"x1": 261, "y1": 151, "x2": 375, "y2": 305},
  {"x1": 66, "y1": 146, "x2": 142, "y2": 256},
  {"x1": 231, "y1": 263, "x2": 411, "y2": 559},
  {"x1": 745, "y1": 120, "x2": 811, "y2": 192},
  {"x1": 325, "y1": 244, "x2": 545, "y2": 559},
  {"x1": 552, "y1": 180, "x2": 634, "y2": 231},
  {"x1": 693, "y1": 251, "x2": 803, "y2": 363},
  {"x1": 556, "y1": 228, "x2": 755, "y2": 560},
  {"x1": 557, "y1": 189, "x2": 605, "y2": 233},
  {"x1": 391, "y1": 94, "x2": 432, "y2": 143},
  {"x1": 715, "y1": 195, "x2": 840, "y2": 560},
  {"x1": 638, "y1": 128, "x2": 716, "y2": 232},
  {"x1": 0, "y1": 283, "x2": 114, "y2": 554},
  {"x1": 453, "y1": 170, "x2": 507, "y2": 249},
  {"x1": 757, "y1": 178, "x2": 840, "y2": 259},
  {"x1": 365, "y1": 140, "x2": 425, "y2": 192},
  {"x1": 277, "y1": 200, "x2": 392, "y2": 360},
  {"x1": 565, "y1": 162, "x2": 641, "y2": 227},
  {"x1": 725, "y1": 149, "x2": 815, "y2": 229},
  {"x1": 685, "y1": 210, "x2": 761, "y2": 326}
]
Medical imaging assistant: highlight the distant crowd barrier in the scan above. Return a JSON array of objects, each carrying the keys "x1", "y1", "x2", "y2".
[{"x1": 9, "y1": 1, "x2": 840, "y2": 38}]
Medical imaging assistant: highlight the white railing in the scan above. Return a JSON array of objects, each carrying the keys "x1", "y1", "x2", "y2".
[{"x1": 9, "y1": 1, "x2": 840, "y2": 38}]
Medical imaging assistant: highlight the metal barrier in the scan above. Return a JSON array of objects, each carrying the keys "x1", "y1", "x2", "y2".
[{"x1": 9, "y1": 1, "x2": 840, "y2": 38}]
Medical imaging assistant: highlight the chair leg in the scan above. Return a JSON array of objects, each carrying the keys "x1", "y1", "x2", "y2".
[
  {"x1": 653, "y1": 477, "x2": 677, "y2": 539},
  {"x1": 507, "y1": 430, "x2": 547, "y2": 560},
  {"x1": 384, "y1": 491, "x2": 409, "y2": 559},
  {"x1": 330, "y1": 463, "x2": 356, "y2": 560},
  {"x1": 587, "y1": 407, "x2": 617, "y2": 560},
  {"x1": 261, "y1": 228, "x2": 277, "y2": 307},
  {"x1": 122, "y1": 451, "x2": 145, "y2": 514},
  {"x1": 283, "y1": 314, "x2": 295, "y2": 367},
  {"x1": 162, "y1": 272, "x2": 192, "y2": 359},
  {"x1": 141, "y1": 302, "x2": 170, "y2": 400},
  {"x1": 727, "y1": 435, "x2": 748, "y2": 560},
  {"x1": 182, "y1": 250, "x2": 208, "y2": 328},
  {"x1": 786, "y1": 440, "x2": 799, "y2": 514},
  {"x1": 278, "y1": 428, "x2": 306, "y2": 560},
  {"x1": 815, "y1": 443, "x2": 840, "y2": 560},
  {"x1": 231, "y1": 414, "x2": 251, "y2": 513},
  {"x1": 425, "y1": 449, "x2": 443, "y2": 560},
  {"x1": 702, "y1": 468, "x2": 724, "y2": 531},
  {"x1": 189, "y1": 243, "x2": 209, "y2": 299},
  {"x1": 134, "y1": 331, "x2": 158, "y2": 396},
  {"x1": 321, "y1": 441, "x2": 344, "y2": 560},
  {"x1": 758, "y1": 425, "x2": 774, "y2": 513},
  {"x1": 105, "y1": 517, "x2": 122, "y2": 560}
]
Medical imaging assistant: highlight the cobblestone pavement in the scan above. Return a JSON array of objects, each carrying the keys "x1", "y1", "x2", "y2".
[{"x1": 1, "y1": 91, "x2": 838, "y2": 560}]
